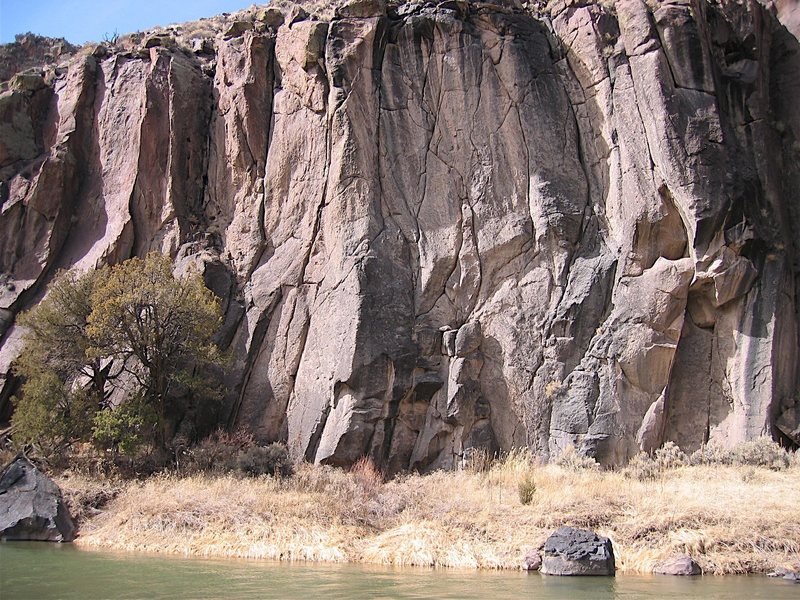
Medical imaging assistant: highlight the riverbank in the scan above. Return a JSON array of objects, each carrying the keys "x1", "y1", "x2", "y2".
[{"x1": 57, "y1": 451, "x2": 800, "y2": 575}]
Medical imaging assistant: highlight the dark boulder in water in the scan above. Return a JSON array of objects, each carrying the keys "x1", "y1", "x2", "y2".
[{"x1": 541, "y1": 527, "x2": 615, "y2": 576}]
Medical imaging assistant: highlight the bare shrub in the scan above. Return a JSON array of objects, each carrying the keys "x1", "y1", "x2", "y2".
[
  {"x1": 181, "y1": 429, "x2": 291, "y2": 477},
  {"x1": 236, "y1": 443, "x2": 293, "y2": 478},
  {"x1": 350, "y1": 456, "x2": 383, "y2": 495},
  {"x1": 623, "y1": 452, "x2": 660, "y2": 481},
  {"x1": 690, "y1": 438, "x2": 792, "y2": 470},
  {"x1": 554, "y1": 446, "x2": 599, "y2": 471},
  {"x1": 57, "y1": 473, "x2": 121, "y2": 525},
  {"x1": 101, "y1": 30, "x2": 119, "y2": 46},
  {"x1": 623, "y1": 442, "x2": 689, "y2": 480},
  {"x1": 689, "y1": 442, "x2": 733, "y2": 466},
  {"x1": 731, "y1": 437, "x2": 791, "y2": 470},
  {"x1": 290, "y1": 463, "x2": 366, "y2": 499},
  {"x1": 181, "y1": 429, "x2": 250, "y2": 473},
  {"x1": 654, "y1": 441, "x2": 688, "y2": 469}
]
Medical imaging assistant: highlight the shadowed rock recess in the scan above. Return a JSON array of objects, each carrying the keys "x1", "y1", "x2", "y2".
[{"x1": 1, "y1": 0, "x2": 798, "y2": 473}]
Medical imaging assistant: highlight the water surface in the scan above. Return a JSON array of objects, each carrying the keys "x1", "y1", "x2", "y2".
[{"x1": 1, "y1": 542, "x2": 797, "y2": 599}]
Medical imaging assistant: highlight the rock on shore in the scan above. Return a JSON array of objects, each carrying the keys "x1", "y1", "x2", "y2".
[
  {"x1": 654, "y1": 554, "x2": 702, "y2": 576},
  {"x1": 541, "y1": 527, "x2": 615, "y2": 576},
  {"x1": 0, "y1": 455, "x2": 75, "y2": 542}
]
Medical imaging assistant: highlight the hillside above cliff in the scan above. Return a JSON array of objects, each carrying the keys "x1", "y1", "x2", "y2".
[
  {"x1": 0, "y1": 33, "x2": 77, "y2": 82},
  {"x1": 1, "y1": 0, "x2": 798, "y2": 472}
]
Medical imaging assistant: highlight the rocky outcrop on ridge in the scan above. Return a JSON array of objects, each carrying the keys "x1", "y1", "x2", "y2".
[
  {"x1": 0, "y1": 33, "x2": 77, "y2": 83},
  {"x1": 0, "y1": 0, "x2": 798, "y2": 473}
]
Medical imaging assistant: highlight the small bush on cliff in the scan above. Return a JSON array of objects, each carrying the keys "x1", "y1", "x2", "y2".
[{"x1": 11, "y1": 253, "x2": 223, "y2": 460}]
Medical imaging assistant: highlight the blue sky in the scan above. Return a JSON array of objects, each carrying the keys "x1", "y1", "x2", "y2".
[{"x1": 0, "y1": 1, "x2": 260, "y2": 44}]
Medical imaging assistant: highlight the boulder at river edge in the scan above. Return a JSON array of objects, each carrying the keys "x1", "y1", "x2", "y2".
[
  {"x1": 768, "y1": 568, "x2": 800, "y2": 582},
  {"x1": 521, "y1": 551, "x2": 542, "y2": 571},
  {"x1": 0, "y1": 454, "x2": 75, "y2": 542},
  {"x1": 654, "y1": 554, "x2": 702, "y2": 575},
  {"x1": 541, "y1": 527, "x2": 615, "y2": 576}
]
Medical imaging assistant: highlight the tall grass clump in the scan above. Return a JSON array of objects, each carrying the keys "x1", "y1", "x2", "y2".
[
  {"x1": 460, "y1": 447, "x2": 494, "y2": 473},
  {"x1": 518, "y1": 473, "x2": 536, "y2": 505}
]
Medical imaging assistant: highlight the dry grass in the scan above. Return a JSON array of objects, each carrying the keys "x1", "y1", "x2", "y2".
[
  {"x1": 70, "y1": 451, "x2": 800, "y2": 574},
  {"x1": 56, "y1": 472, "x2": 123, "y2": 526}
]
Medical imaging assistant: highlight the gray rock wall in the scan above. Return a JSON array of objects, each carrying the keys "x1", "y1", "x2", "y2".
[{"x1": 1, "y1": 0, "x2": 798, "y2": 472}]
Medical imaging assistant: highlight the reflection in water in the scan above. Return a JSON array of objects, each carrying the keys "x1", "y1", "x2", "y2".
[{"x1": 1, "y1": 542, "x2": 797, "y2": 599}]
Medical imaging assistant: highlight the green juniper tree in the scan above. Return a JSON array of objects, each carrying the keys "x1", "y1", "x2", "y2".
[
  {"x1": 12, "y1": 253, "x2": 224, "y2": 458},
  {"x1": 12, "y1": 269, "x2": 107, "y2": 455},
  {"x1": 86, "y1": 253, "x2": 223, "y2": 450}
]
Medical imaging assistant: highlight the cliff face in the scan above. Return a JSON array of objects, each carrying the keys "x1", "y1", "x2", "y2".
[{"x1": 1, "y1": 0, "x2": 798, "y2": 472}]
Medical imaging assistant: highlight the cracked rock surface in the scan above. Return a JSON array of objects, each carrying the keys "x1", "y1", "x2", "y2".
[{"x1": 1, "y1": 0, "x2": 798, "y2": 472}]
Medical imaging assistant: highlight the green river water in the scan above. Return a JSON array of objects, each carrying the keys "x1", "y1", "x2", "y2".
[{"x1": 1, "y1": 542, "x2": 797, "y2": 599}]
